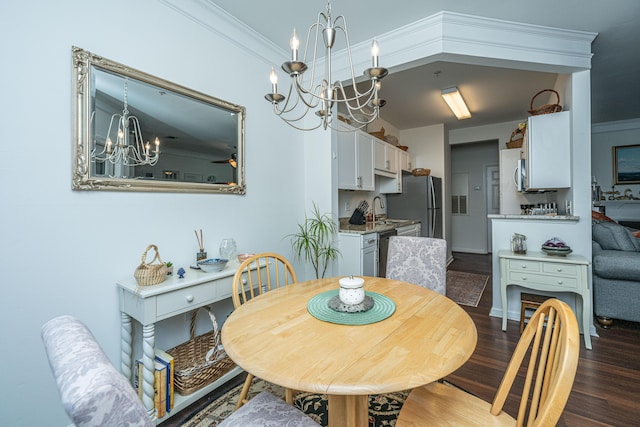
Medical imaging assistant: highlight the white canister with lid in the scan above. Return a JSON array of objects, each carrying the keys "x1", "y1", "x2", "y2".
[{"x1": 339, "y1": 276, "x2": 365, "y2": 305}]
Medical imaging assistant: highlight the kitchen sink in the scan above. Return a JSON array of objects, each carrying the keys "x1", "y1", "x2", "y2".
[{"x1": 377, "y1": 219, "x2": 409, "y2": 225}]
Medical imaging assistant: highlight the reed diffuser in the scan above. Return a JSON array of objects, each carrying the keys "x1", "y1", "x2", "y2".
[{"x1": 194, "y1": 229, "x2": 207, "y2": 261}]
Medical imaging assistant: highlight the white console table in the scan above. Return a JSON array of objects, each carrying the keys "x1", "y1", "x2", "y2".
[
  {"x1": 498, "y1": 250, "x2": 592, "y2": 350},
  {"x1": 117, "y1": 262, "x2": 253, "y2": 423}
]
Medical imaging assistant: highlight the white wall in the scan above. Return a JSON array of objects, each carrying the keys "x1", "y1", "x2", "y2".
[
  {"x1": 592, "y1": 119, "x2": 640, "y2": 199},
  {"x1": 0, "y1": 1, "x2": 305, "y2": 425}
]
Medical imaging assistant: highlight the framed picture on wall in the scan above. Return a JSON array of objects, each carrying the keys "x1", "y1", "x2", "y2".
[{"x1": 613, "y1": 144, "x2": 640, "y2": 184}]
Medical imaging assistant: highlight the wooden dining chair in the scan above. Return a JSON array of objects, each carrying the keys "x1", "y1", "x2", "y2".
[
  {"x1": 231, "y1": 252, "x2": 298, "y2": 410},
  {"x1": 385, "y1": 236, "x2": 447, "y2": 295},
  {"x1": 396, "y1": 298, "x2": 580, "y2": 426}
]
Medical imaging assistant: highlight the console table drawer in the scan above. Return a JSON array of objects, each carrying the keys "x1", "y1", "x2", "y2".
[
  {"x1": 508, "y1": 271, "x2": 578, "y2": 290},
  {"x1": 507, "y1": 259, "x2": 541, "y2": 272},
  {"x1": 156, "y1": 281, "x2": 216, "y2": 316},
  {"x1": 541, "y1": 262, "x2": 578, "y2": 277}
]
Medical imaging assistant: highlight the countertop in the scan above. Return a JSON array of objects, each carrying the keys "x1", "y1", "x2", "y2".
[
  {"x1": 339, "y1": 218, "x2": 421, "y2": 234},
  {"x1": 488, "y1": 214, "x2": 580, "y2": 221}
]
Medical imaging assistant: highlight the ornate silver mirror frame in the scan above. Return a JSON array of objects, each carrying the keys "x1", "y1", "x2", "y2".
[{"x1": 72, "y1": 46, "x2": 246, "y2": 193}]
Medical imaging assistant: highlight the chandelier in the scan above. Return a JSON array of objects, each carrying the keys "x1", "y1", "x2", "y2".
[
  {"x1": 92, "y1": 77, "x2": 160, "y2": 167},
  {"x1": 264, "y1": 1, "x2": 388, "y2": 131}
]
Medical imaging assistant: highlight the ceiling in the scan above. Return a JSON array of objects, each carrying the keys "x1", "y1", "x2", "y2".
[{"x1": 211, "y1": 0, "x2": 640, "y2": 131}]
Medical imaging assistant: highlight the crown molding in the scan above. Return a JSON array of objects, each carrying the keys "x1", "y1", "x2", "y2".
[
  {"x1": 592, "y1": 118, "x2": 640, "y2": 134},
  {"x1": 332, "y1": 11, "x2": 597, "y2": 82},
  {"x1": 159, "y1": 0, "x2": 288, "y2": 66}
]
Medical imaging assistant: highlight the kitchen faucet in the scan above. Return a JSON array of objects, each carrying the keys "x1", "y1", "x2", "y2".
[{"x1": 372, "y1": 196, "x2": 384, "y2": 222}]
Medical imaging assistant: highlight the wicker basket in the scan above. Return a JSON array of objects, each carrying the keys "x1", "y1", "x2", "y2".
[
  {"x1": 167, "y1": 307, "x2": 235, "y2": 395},
  {"x1": 369, "y1": 127, "x2": 385, "y2": 140},
  {"x1": 412, "y1": 168, "x2": 431, "y2": 176},
  {"x1": 133, "y1": 244, "x2": 167, "y2": 286},
  {"x1": 506, "y1": 129, "x2": 524, "y2": 149},
  {"x1": 528, "y1": 89, "x2": 563, "y2": 116}
]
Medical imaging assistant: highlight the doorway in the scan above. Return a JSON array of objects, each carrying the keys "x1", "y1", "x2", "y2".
[{"x1": 450, "y1": 140, "x2": 499, "y2": 254}]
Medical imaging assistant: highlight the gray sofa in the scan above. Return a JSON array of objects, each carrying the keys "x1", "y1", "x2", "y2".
[{"x1": 592, "y1": 221, "x2": 640, "y2": 326}]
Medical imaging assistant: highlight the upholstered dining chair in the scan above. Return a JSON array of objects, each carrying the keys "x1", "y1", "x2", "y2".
[
  {"x1": 385, "y1": 236, "x2": 447, "y2": 295},
  {"x1": 396, "y1": 298, "x2": 580, "y2": 426},
  {"x1": 231, "y1": 252, "x2": 298, "y2": 410},
  {"x1": 41, "y1": 315, "x2": 153, "y2": 427},
  {"x1": 217, "y1": 390, "x2": 319, "y2": 427}
]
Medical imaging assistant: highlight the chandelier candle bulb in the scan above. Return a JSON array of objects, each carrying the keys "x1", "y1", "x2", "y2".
[
  {"x1": 371, "y1": 40, "x2": 379, "y2": 67},
  {"x1": 269, "y1": 67, "x2": 278, "y2": 93},
  {"x1": 290, "y1": 28, "x2": 299, "y2": 61}
]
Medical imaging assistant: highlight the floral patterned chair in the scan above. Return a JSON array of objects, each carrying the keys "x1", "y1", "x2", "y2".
[
  {"x1": 41, "y1": 315, "x2": 153, "y2": 427},
  {"x1": 218, "y1": 390, "x2": 319, "y2": 427},
  {"x1": 385, "y1": 236, "x2": 447, "y2": 295}
]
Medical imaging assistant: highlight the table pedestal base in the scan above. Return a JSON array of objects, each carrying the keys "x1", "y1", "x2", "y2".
[{"x1": 328, "y1": 395, "x2": 369, "y2": 427}]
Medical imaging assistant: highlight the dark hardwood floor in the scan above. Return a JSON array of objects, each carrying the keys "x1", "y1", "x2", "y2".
[
  {"x1": 447, "y1": 252, "x2": 640, "y2": 427},
  {"x1": 163, "y1": 252, "x2": 640, "y2": 426}
]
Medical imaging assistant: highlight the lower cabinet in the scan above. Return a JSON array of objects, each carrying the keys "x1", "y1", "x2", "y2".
[
  {"x1": 396, "y1": 223, "x2": 421, "y2": 237},
  {"x1": 338, "y1": 232, "x2": 378, "y2": 277}
]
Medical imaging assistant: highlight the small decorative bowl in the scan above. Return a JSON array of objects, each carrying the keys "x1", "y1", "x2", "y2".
[
  {"x1": 237, "y1": 253, "x2": 255, "y2": 263},
  {"x1": 197, "y1": 258, "x2": 228, "y2": 272}
]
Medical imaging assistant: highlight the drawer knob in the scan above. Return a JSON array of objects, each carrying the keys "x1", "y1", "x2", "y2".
[
  {"x1": 558, "y1": 280, "x2": 563, "y2": 284},
  {"x1": 522, "y1": 276, "x2": 527, "y2": 280},
  {"x1": 186, "y1": 295, "x2": 194, "y2": 303},
  {"x1": 521, "y1": 265, "x2": 527, "y2": 269},
  {"x1": 557, "y1": 268, "x2": 563, "y2": 272},
  {"x1": 242, "y1": 277, "x2": 247, "y2": 285}
]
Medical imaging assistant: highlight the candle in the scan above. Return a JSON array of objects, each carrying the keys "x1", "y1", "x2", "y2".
[
  {"x1": 371, "y1": 40, "x2": 379, "y2": 68},
  {"x1": 154, "y1": 137, "x2": 160, "y2": 153},
  {"x1": 269, "y1": 67, "x2": 278, "y2": 93},
  {"x1": 290, "y1": 28, "x2": 299, "y2": 61}
]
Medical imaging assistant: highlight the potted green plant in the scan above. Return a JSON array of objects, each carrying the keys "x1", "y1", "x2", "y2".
[{"x1": 289, "y1": 202, "x2": 340, "y2": 279}]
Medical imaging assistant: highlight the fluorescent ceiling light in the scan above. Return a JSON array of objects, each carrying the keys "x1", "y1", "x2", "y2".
[{"x1": 441, "y1": 86, "x2": 471, "y2": 120}]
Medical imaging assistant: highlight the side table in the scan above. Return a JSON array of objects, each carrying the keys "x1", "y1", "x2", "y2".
[
  {"x1": 117, "y1": 262, "x2": 257, "y2": 423},
  {"x1": 498, "y1": 250, "x2": 592, "y2": 349}
]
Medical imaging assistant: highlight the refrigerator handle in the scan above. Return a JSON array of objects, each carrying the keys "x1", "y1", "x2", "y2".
[
  {"x1": 429, "y1": 177, "x2": 436, "y2": 237},
  {"x1": 513, "y1": 166, "x2": 519, "y2": 188}
]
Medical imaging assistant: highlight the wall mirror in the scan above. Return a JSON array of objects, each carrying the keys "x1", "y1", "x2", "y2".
[{"x1": 72, "y1": 46, "x2": 246, "y2": 193}]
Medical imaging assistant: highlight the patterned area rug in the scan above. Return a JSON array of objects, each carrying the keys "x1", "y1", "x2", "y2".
[
  {"x1": 446, "y1": 270, "x2": 489, "y2": 307},
  {"x1": 182, "y1": 377, "x2": 408, "y2": 427}
]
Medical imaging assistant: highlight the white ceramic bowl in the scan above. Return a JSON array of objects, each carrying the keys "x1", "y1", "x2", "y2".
[{"x1": 198, "y1": 258, "x2": 228, "y2": 272}]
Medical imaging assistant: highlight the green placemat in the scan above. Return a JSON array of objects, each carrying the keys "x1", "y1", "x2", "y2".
[{"x1": 307, "y1": 290, "x2": 396, "y2": 325}]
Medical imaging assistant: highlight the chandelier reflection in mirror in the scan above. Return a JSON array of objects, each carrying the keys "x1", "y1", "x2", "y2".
[
  {"x1": 264, "y1": 1, "x2": 388, "y2": 131},
  {"x1": 92, "y1": 77, "x2": 160, "y2": 167}
]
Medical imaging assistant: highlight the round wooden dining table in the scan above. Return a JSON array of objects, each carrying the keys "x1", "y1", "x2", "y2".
[{"x1": 221, "y1": 276, "x2": 477, "y2": 427}]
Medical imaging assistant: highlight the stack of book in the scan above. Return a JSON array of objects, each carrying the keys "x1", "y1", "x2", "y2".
[{"x1": 134, "y1": 349, "x2": 175, "y2": 418}]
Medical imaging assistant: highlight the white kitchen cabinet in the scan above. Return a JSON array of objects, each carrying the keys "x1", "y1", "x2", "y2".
[
  {"x1": 398, "y1": 150, "x2": 414, "y2": 172},
  {"x1": 374, "y1": 138, "x2": 398, "y2": 177},
  {"x1": 336, "y1": 123, "x2": 375, "y2": 191},
  {"x1": 338, "y1": 232, "x2": 378, "y2": 277},
  {"x1": 522, "y1": 111, "x2": 570, "y2": 191},
  {"x1": 396, "y1": 223, "x2": 421, "y2": 237}
]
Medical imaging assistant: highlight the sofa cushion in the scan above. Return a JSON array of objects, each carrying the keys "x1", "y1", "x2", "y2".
[
  {"x1": 593, "y1": 250, "x2": 640, "y2": 281},
  {"x1": 592, "y1": 221, "x2": 640, "y2": 252}
]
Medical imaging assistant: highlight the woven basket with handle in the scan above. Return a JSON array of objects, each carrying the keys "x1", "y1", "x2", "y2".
[
  {"x1": 133, "y1": 244, "x2": 167, "y2": 286},
  {"x1": 506, "y1": 129, "x2": 524, "y2": 149},
  {"x1": 167, "y1": 306, "x2": 235, "y2": 395},
  {"x1": 528, "y1": 89, "x2": 563, "y2": 116}
]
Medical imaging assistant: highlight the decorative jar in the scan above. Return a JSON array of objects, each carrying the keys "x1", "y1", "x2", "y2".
[{"x1": 339, "y1": 276, "x2": 365, "y2": 305}]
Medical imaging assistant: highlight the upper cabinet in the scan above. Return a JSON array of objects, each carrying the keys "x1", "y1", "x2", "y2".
[
  {"x1": 374, "y1": 139, "x2": 398, "y2": 177},
  {"x1": 522, "y1": 111, "x2": 571, "y2": 191},
  {"x1": 336, "y1": 123, "x2": 375, "y2": 191},
  {"x1": 398, "y1": 150, "x2": 414, "y2": 172}
]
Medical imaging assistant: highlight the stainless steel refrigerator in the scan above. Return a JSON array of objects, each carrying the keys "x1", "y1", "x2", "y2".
[{"x1": 386, "y1": 175, "x2": 443, "y2": 238}]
